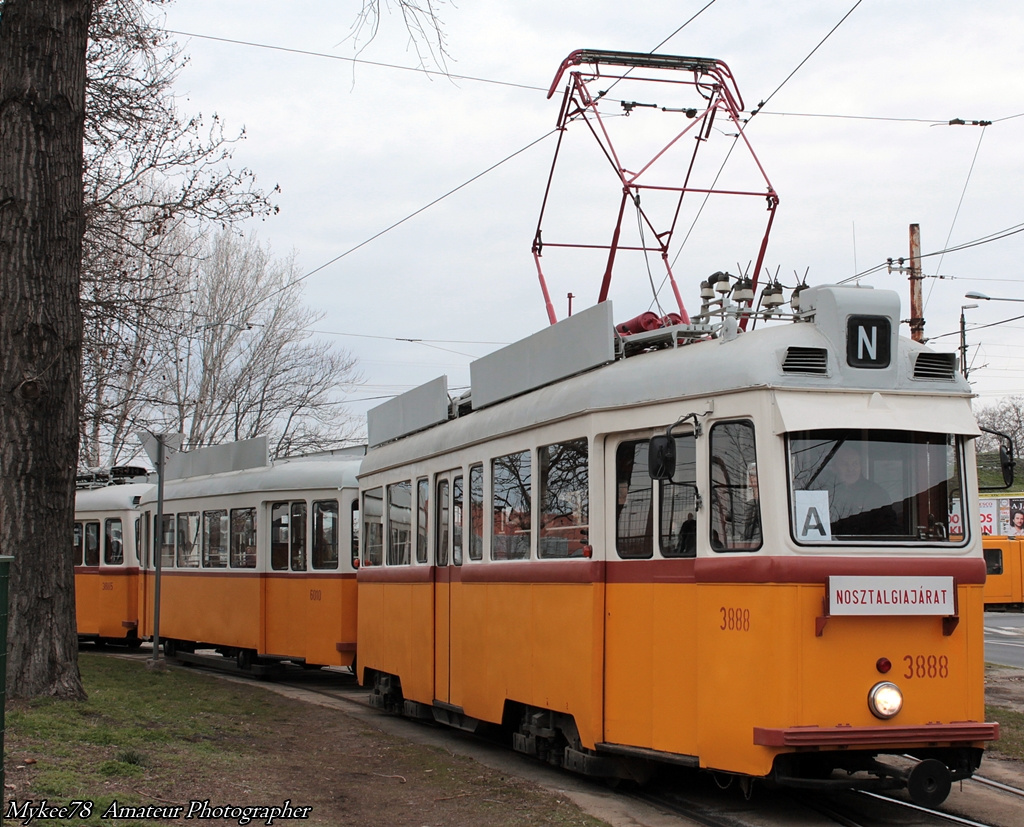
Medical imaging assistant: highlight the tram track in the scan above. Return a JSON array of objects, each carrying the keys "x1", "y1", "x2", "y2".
[{"x1": 969, "y1": 773, "x2": 1024, "y2": 800}]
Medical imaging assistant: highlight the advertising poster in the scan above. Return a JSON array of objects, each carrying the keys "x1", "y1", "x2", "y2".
[{"x1": 1004, "y1": 497, "x2": 1024, "y2": 536}]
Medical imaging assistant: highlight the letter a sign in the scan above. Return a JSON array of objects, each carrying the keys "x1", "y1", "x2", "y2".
[{"x1": 846, "y1": 315, "x2": 891, "y2": 369}]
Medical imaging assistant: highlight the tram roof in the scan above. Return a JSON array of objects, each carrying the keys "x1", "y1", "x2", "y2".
[
  {"x1": 76, "y1": 483, "x2": 155, "y2": 514},
  {"x1": 138, "y1": 456, "x2": 361, "y2": 505},
  {"x1": 362, "y1": 285, "x2": 975, "y2": 475}
]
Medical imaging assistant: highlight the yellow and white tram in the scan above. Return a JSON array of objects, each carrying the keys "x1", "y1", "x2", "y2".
[
  {"x1": 357, "y1": 284, "x2": 999, "y2": 806},
  {"x1": 74, "y1": 471, "x2": 152, "y2": 646},
  {"x1": 137, "y1": 449, "x2": 362, "y2": 669}
]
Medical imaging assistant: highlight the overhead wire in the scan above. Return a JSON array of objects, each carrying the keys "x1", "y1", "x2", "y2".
[
  {"x1": 165, "y1": 29, "x2": 547, "y2": 92},
  {"x1": 166, "y1": 14, "x2": 1024, "y2": 361},
  {"x1": 748, "y1": 0, "x2": 867, "y2": 117},
  {"x1": 650, "y1": 0, "x2": 866, "y2": 306},
  {"x1": 924, "y1": 125, "x2": 989, "y2": 308}
]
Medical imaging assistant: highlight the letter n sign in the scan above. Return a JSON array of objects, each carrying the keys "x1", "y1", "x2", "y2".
[{"x1": 846, "y1": 315, "x2": 891, "y2": 369}]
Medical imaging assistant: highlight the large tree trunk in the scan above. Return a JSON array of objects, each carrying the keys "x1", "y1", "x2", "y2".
[{"x1": 0, "y1": 0, "x2": 91, "y2": 698}]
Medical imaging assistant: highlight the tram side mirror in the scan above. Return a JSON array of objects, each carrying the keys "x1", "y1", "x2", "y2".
[
  {"x1": 979, "y1": 427, "x2": 1016, "y2": 491},
  {"x1": 1000, "y1": 441, "x2": 1015, "y2": 488},
  {"x1": 649, "y1": 434, "x2": 676, "y2": 481}
]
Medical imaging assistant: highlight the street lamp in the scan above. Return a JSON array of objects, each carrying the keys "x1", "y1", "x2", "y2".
[
  {"x1": 965, "y1": 291, "x2": 1024, "y2": 303},
  {"x1": 960, "y1": 304, "x2": 978, "y2": 378}
]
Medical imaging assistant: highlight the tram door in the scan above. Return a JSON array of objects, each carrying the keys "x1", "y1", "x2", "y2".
[
  {"x1": 265, "y1": 500, "x2": 311, "y2": 658},
  {"x1": 604, "y1": 432, "x2": 701, "y2": 750},
  {"x1": 432, "y1": 471, "x2": 464, "y2": 705}
]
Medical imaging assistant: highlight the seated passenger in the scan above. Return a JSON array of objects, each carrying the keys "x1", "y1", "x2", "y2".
[{"x1": 827, "y1": 446, "x2": 898, "y2": 535}]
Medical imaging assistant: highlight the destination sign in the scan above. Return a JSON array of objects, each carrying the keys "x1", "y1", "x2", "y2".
[{"x1": 828, "y1": 575, "x2": 955, "y2": 616}]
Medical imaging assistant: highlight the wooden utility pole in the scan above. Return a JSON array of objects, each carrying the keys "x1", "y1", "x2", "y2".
[{"x1": 908, "y1": 224, "x2": 925, "y2": 342}]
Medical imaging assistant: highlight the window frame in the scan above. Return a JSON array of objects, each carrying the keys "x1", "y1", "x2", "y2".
[
  {"x1": 491, "y1": 450, "x2": 532, "y2": 561},
  {"x1": 538, "y1": 438, "x2": 589, "y2": 559},
  {"x1": 708, "y1": 419, "x2": 762, "y2": 554},
  {"x1": 312, "y1": 499, "x2": 340, "y2": 570},
  {"x1": 230, "y1": 507, "x2": 257, "y2": 569}
]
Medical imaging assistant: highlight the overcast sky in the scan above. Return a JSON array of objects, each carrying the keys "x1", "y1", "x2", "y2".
[{"x1": 161, "y1": 0, "x2": 1024, "y2": 431}]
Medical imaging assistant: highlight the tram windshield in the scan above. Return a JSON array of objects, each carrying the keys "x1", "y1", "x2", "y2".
[{"x1": 788, "y1": 429, "x2": 966, "y2": 545}]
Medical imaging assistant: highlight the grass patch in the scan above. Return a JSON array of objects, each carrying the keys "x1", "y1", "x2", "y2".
[
  {"x1": 3, "y1": 654, "x2": 285, "y2": 824},
  {"x1": 986, "y1": 705, "x2": 1024, "y2": 761}
]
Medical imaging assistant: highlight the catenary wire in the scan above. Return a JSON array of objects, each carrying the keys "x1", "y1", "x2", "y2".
[
  {"x1": 749, "y1": 0, "x2": 866, "y2": 116},
  {"x1": 925, "y1": 125, "x2": 988, "y2": 308},
  {"x1": 164, "y1": 30, "x2": 547, "y2": 92}
]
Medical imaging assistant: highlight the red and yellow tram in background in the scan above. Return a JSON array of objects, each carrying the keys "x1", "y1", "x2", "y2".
[
  {"x1": 356, "y1": 285, "x2": 1002, "y2": 807},
  {"x1": 981, "y1": 495, "x2": 1024, "y2": 609}
]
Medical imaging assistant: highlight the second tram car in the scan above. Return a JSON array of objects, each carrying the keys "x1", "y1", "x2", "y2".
[
  {"x1": 136, "y1": 452, "x2": 362, "y2": 669},
  {"x1": 357, "y1": 285, "x2": 998, "y2": 806}
]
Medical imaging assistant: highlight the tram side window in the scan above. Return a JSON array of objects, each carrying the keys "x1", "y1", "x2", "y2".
[
  {"x1": 312, "y1": 500, "x2": 339, "y2": 570},
  {"x1": 453, "y1": 475, "x2": 464, "y2": 566},
  {"x1": 141, "y1": 513, "x2": 150, "y2": 568},
  {"x1": 271, "y1": 503, "x2": 290, "y2": 571},
  {"x1": 104, "y1": 518, "x2": 124, "y2": 565},
  {"x1": 539, "y1": 439, "x2": 589, "y2": 559},
  {"x1": 468, "y1": 465, "x2": 483, "y2": 561},
  {"x1": 387, "y1": 481, "x2": 412, "y2": 565},
  {"x1": 984, "y1": 547, "x2": 1004, "y2": 576},
  {"x1": 416, "y1": 478, "x2": 429, "y2": 564},
  {"x1": 230, "y1": 507, "x2": 257, "y2": 568},
  {"x1": 73, "y1": 522, "x2": 84, "y2": 566},
  {"x1": 660, "y1": 433, "x2": 697, "y2": 558},
  {"x1": 159, "y1": 514, "x2": 175, "y2": 568},
  {"x1": 291, "y1": 502, "x2": 307, "y2": 572},
  {"x1": 436, "y1": 479, "x2": 450, "y2": 566},
  {"x1": 83, "y1": 521, "x2": 101, "y2": 566},
  {"x1": 492, "y1": 451, "x2": 531, "y2": 560},
  {"x1": 177, "y1": 512, "x2": 200, "y2": 568},
  {"x1": 616, "y1": 440, "x2": 652, "y2": 559},
  {"x1": 203, "y1": 509, "x2": 228, "y2": 568},
  {"x1": 709, "y1": 421, "x2": 761, "y2": 552},
  {"x1": 362, "y1": 487, "x2": 383, "y2": 567}
]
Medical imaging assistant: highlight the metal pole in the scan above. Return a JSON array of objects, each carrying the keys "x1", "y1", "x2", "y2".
[
  {"x1": 960, "y1": 308, "x2": 969, "y2": 379},
  {"x1": 908, "y1": 223, "x2": 925, "y2": 342},
  {"x1": 150, "y1": 434, "x2": 165, "y2": 668}
]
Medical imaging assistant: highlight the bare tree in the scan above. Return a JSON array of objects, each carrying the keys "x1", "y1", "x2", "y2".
[
  {"x1": 79, "y1": 219, "x2": 196, "y2": 467},
  {"x1": 976, "y1": 396, "x2": 1024, "y2": 455},
  {"x1": 0, "y1": 0, "x2": 91, "y2": 699},
  {"x1": 351, "y1": 0, "x2": 452, "y2": 71},
  {"x1": 78, "y1": 0, "x2": 279, "y2": 468},
  {"x1": 154, "y1": 231, "x2": 361, "y2": 458}
]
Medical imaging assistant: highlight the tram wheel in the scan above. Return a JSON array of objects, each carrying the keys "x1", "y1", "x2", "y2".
[
  {"x1": 906, "y1": 759, "x2": 951, "y2": 807},
  {"x1": 163, "y1": 639, "x2": 177, "y2": 658}
]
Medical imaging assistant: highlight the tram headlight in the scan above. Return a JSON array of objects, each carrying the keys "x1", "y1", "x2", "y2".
[{"x1": 868, "y1": 681, "x2": 903, "y2": 719}]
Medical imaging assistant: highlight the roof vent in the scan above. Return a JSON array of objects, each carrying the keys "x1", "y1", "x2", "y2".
[
  {"x1": 782, "y1": 346, "x2": 829, "y2": 375},
  {"x1": 913, "y1": 352, "x2": 957, "y2": 381}
]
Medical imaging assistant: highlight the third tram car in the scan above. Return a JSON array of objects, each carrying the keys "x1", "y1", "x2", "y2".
[
  {"x1": 356, "y1": 285, "x2": 999, "y2": 806},
  {"x1": 74, "y1": 469, "x2": 152, "y2": 647}
]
